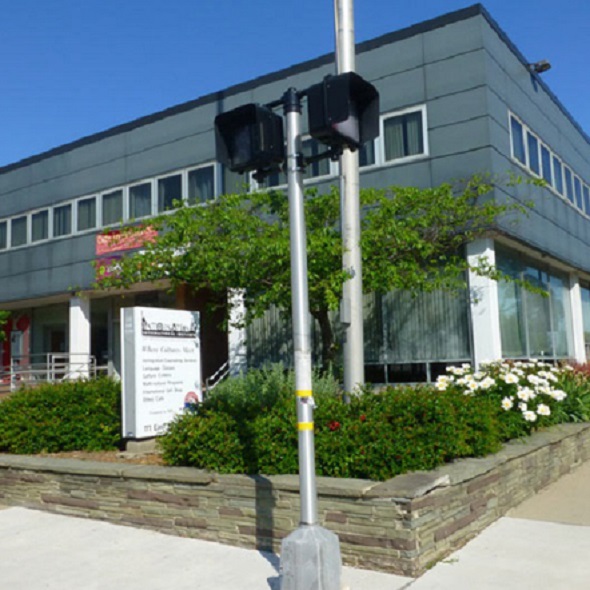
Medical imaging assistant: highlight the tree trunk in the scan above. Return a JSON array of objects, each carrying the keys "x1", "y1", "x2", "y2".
[{"x1": 313, "y1": 309, "x2": 337, "y2": 372}]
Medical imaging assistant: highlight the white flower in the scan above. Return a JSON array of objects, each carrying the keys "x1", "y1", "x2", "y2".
[
  {"x1": 550, "y1": 389, "x2": 567, "y2": 402},
  {"x1": 501, "y1": 397, "x2": 514, "y2": 411},
  {"x1": 536, "y1": 385, "x2": 551, "y2": 396},
  {"x1": 478, "y1": 376, "x2": 496, "y2": 390},
  {"x1": 514, "y1": 368, "x2": 525, "y2": 377},
  {"x1": 546, "y1": 373, "x2": 558, "y2": 383},
  {"x1": 523, "y1": 411, "x2": 537, "y2": 422},
  {"x1": 537, "y1": 404, "x2": 551, "y2": 416},
  {"x1": 473, "y1": 371, "x2": 485, "y2": 380},
  {"x1": 518, "y1": 402, "x2": 528, "y2": 412},
  {"x1": 527, "y1": 374, "x2": 541, "y2": 386},
  {"x1": 461, "y1": 363, "x2": 471, "y2": 370},
  {"x1": 517, "y1": 387, "x2": 534, "y2": 401},
  {"x1": 456, "y1": 377, "x2": 468, "y2": 386},
  {"x1": 435, "y1": 380, "x2": 448, "y2": 391},
  {"x1": 466, "y1": 380, "x2": 479, "y2": 392},
  {"x1": 502, "y1": 373, "x2": 519, "y2": 384},
  {"x1": 447, "y1": 366, "x2": 465, "y2": 376}
]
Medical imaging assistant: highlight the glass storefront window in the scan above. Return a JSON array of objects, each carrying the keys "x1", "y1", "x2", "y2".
[{"x1": 497, "y1": 246, "x2": 573, "y2": 359}]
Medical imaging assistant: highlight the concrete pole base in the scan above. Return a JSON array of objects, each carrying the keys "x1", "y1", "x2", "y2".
[{"x1": 280, "y1": 524, "x2": 342, "y2": 590}]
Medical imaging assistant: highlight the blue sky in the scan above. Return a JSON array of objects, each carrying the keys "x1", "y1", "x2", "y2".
[{"x1": 1, "y1": 0, "x2": 589, "y2": 167}]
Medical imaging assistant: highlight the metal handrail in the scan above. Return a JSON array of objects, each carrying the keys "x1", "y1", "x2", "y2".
[
  {"x1": 205, "y1": 360, "x2": 230, "y2": 394},
  {"x1": 0, "y1": 353, "x2": 98, "y2": 392}
]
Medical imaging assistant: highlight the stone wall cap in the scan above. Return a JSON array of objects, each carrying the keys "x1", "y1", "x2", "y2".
[
  {"x1": 0, "y1": 455, "x2": 214, "y2": 484},
  {"x1": 365, "y1": 472, "x2": 451, "y2": 499}
]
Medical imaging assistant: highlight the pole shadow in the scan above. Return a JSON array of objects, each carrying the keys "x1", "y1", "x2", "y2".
[{"x1": 251, "y1": 475, "x2": 281, "y2": 589}]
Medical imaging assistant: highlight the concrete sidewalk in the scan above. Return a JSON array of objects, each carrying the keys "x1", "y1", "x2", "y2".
[
  {"x1": 1, "y1": 460, "x2": 589, "y2": 589},
  {"x1": 406, "y1": 460, "x2": 590, "y2": 589},
  {"x1": 0, "y1": 506, "x2": 409, "y2": 590}
]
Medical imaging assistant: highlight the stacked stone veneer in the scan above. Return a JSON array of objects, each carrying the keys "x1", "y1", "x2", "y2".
[{"x1": 1, "y1": 423, "x2": 589, "y2": 576}]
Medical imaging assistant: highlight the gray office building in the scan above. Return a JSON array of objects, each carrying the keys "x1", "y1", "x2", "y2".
[{"x1": 1, "y1": 4, "x2": 589, "y2": 385}]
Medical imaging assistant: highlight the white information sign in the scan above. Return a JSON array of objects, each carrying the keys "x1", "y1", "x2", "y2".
[{"x1": 121, "y1": 306, "x2": 202, "y2": 439}]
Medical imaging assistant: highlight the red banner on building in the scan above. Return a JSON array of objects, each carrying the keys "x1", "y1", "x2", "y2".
[{"x1": 95, "y1": 227, "x2": 157, "y2": 256}]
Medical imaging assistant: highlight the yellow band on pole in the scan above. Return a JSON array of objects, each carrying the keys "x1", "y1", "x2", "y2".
[
  {"x1": 298, "y1": 422, "x2": 314, "y2": 431},
  {"x1": 296, "y1": 390, "x2": 312, "y2": 398}
]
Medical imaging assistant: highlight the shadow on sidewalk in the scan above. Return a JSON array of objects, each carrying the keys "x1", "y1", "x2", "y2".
[{"x1": 253, "y1": 475, "x2": 281, "y2": 589}]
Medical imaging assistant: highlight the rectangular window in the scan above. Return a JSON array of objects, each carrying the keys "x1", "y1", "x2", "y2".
[
  {"x1": 510, "y1": 116, "x2": 526, "y2": 165},
  {"x1": 102, "y1": 190, "x2": 123, "y2": 226},
  {"x1": 497, "y1": 246, "x2": 573, "y2": 360},
  {"x1": 54, "y1": 205, "x2": 72, "y2": 237},
  {"x1": 553, "y1": 156, "x2": 563, "y2": 195},
  {"x1": 158, "y1": 174, "x2": 182, "y2": 212},
  {"x1": 527, "y1": 132, "x2": 540, "y2": 175},
  {"x1": 11, "y1": 216, "x2": 27, "y2": 247},
  {"x1": 302, "y1": 138, "x2": 331, "y2": 179},
  {"x1": 32, "y1": 210, "x2": 49, "y2": 242},
  {"x1": 384, "y1": 110, "x2": 425, "y2": 161},
  {"x1": 564, "y1": 167, "x2": 574, "y2": 203},
  {"x1": 77, "y1": 197, "x2": 96, "y2": 231},
  {"x1": 359, "y1": 140, "x2": 376, "y2": 167},
  {"x1": 584, "y1": 185, "x2": 590, "y2": 215},
  {"x1": 540, "y1": 145, "x2": 552, "y2": 185},
  {"x1": 129, "y1": 183, "x2": 152, "y2": 219},
  {"x1": 574, "y1": 176, "x2": 583, "y2": 209},
  {"x1": 0, "y1": 221, "x2": 6, "y2": 250},
  {"x1": 256, "y1": 167, "x2": 287, "y2": 190},
  {"x1": 188, "y1": 166, "x2": 215, "y2": 203}
]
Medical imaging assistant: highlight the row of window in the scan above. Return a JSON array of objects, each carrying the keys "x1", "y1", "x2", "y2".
[
  {"x1": 0, "y1": 105, "x2": 430, "y2": 252},
  {"x1": 510, "y1": 113, "x2": 590, "y2": 215},
  {"x1": 0, "y1": 163, "x2": 216, "y2": 251},
  {"x1": 253, "y1": 106, "x2": 428, "y2": 188}
]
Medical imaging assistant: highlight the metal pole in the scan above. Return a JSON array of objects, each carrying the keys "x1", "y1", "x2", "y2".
[
  {"x1": 334, "y1": 0, "x2": 364, "y2": 394},
  {"x1": 284, "y1": 87, "x2": 317, "y2": 526},
  {"x1": 280, "y1": 86, "x2": 341, "y2": 590}
]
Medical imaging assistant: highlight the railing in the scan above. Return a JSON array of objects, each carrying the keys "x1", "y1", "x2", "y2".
[
  {"x1": 0, "y1": 353, "x2": 99, "y2": 393},
  {"x1": 205, "y1": 360, "x2": 230, "y2": 395}
]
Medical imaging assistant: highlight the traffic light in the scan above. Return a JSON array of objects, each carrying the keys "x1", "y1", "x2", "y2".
[
  {"x1": 307, "y1": 72, "x2": 379, "y2": 151},
  {"x1": 215, "y1": 104, "x2": 284, "y2": 173}
]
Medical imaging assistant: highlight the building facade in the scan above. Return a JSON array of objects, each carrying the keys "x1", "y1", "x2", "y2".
[{"x1": 1, "y1": 4, "x2": 590, "y2": 384}]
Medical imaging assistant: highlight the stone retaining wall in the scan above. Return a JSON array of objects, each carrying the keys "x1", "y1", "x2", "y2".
[{"x1": 1, "y1": 423, "x2": 589, "y2": 576}]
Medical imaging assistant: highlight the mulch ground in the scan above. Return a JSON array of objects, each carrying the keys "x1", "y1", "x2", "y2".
[{"x1": 36, "y1": 450, "x2": 166, "y2": 466}]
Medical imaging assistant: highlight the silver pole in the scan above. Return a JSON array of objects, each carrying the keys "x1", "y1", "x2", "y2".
[
  {"x1": 284, "y1": 88, "x2": 317, "y2": 526},
  {"x1": 334, "y1": 0, "x2": 364, "y2": 394}
]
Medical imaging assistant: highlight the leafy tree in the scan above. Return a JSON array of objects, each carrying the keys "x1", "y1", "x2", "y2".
[
  {"x1": 95, "y1": 177, "x2": 526, "y2": 368},
  {"x1": 0, "y1": 311, "x2": 9, "y2": 342}
]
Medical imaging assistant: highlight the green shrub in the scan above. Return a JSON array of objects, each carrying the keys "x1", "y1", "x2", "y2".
[
  {"x1": 313, "y1": 386, "x2": 501, "y2": 480},
  {"x1": 555, "y1": 366, "x2": 590, "y2": 423},
  {"x1": 161, "y1": 365, "x2": 340, "y2": 473},
  {"x1": 159, "y1": 410, "x2": 247, "y2": 473},
  {"x1": 0, "y1": 377, "x2": 121, "y2": 454},
  {"x1": 434, "y1": 361, "x2": 573, "y2": 440},
  {"x1": 161, "y1": 367, "x2": 502, "y2": 480}
]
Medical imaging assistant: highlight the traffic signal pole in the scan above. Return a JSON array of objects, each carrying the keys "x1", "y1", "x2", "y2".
[
  {"x1": 334, "y1": 0, "x2": 365, "y2": 395},
  {"x1": 279, "y1": 88, "x2": 342, "y2": 590},
  {"x1": 284, "y1": 88, "x2": 317, "y2": 526}
]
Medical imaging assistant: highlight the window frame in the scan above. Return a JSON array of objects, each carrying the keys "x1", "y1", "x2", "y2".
[
  {"x1": 380, "y1": 104, "x2": 429, "y2": 165},
  {"x1": 31, "y1": 208, "x2": 50, "y2": 243},
  {"x1": 186, "y1": 162, "x2": 217, "y2": 205}
]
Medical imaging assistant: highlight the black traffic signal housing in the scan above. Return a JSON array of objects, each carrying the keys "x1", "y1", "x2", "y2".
[
  {"x1": 307, "y1": 72, "x2": 379, "y2": 151},
  {"x1": 215, "y1": 104, "x2": 284, "y2": 174}
]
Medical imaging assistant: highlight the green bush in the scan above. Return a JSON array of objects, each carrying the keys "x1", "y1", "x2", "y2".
[
  {"x1": 312, "y1": 386, "x2": 501, "y2": 480},
  {"x1": 161, "y1": 365, "x2": 340, "y2": 474},
  {"x1": 0, "y1": 377, "x2": 121, "y2": 454},
  {"x1": 160, "y1": 368, "x2": 502, "y2": 480},
  {"x1": 159, "y1": 410, "x2": 247, "y2": 473}
]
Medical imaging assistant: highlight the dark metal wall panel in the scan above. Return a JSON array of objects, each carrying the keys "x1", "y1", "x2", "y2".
[{"x1": 481, "y1": 19, "x2": 590, "y2": 271}]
